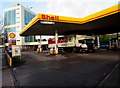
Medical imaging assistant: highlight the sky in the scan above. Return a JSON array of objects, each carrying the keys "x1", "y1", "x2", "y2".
[
  {"x1": 0, "y1": 0, "x2": 119, "y2": 21},
  {"x1": 0, "y1": 0, "x2": 119, "y2": 38}
]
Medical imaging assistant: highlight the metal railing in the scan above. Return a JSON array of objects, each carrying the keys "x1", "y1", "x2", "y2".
[{"x1": 5, "y1": 50, "x2": 12, "y2": 67}]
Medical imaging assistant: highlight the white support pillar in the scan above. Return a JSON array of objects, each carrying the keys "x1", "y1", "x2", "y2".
[
  {"x1": 109, "y1": 39, "x2": 112, "y2": 49},
  {"x1": 40, "y1": 35, "x2": 42, "y2": 46},
  {"x1": 39, "y1": 35, "x2": 42, "y2": 52},
  {"x1": 116, "y1": 39, "x2": 118, "y2": 49},
  {"x1": 37, "y1": 35, "x2": 42, "y2": 53},
  {"x1": 116, "y1": 32, "x2": 119, "y2": 49},
  {"x1": 55, "y1": 30, "x2": 58, "y2": 54},
  {"x1": 97, "y1": 36, "x2": 100, "y2": 48}
]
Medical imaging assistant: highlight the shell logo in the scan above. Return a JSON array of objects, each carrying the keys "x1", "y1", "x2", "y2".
[
  {"x1": 52, "y1": 38, "x2": 55, "y2": 41},
  {"x1": 9, "y1": 33, "x2": 16, "y2": 38}
]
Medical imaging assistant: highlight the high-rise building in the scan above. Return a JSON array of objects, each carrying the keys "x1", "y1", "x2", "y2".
[
  {"x1": 3, "y1": 3, "x2": 39, "y2": 49},
  {"x1": 3, "y1": 3, "x2": 54, "y2": 51}
]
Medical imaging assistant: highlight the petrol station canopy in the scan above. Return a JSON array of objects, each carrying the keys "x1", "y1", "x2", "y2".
[{"x1": 19, "y1": 4, "x2": 120, "y2": 36}]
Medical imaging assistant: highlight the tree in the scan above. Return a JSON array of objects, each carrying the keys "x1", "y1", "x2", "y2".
[
  {"x1": 0, "y1": 20, "x2": 4, "y2": 45},
  {"x1": 100, "y1": 34, "x2": 120, "y2": 45},
  {"x1": 0, "y1": 20, "x2": 4, "y2": 38}
]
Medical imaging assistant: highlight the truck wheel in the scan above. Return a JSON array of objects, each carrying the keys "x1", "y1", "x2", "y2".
[
  {"x1": 72, "y1": 48, "x2": 76, "y2": 53},
  {"x1": 79, "y1": 47, "x2": 83, "y2": 53}
]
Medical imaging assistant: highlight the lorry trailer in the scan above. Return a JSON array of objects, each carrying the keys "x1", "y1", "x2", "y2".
[{"x1": 48, "y1": 35, "x2": 96, "y2": 53}]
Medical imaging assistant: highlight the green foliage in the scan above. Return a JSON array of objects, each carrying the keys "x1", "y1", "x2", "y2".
[{"x1": 100, "y1": 34, "x2": 120, "y2": 45}]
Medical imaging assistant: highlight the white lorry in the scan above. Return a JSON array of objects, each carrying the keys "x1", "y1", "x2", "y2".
[{"x1": 48, "y1": 35, "x2": 95, "y2": 53}]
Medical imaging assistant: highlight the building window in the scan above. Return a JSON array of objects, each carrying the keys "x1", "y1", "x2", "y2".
[
  {"x1": 16, "y1": 8, "x2": 20, "y2": 10},
  {"x1": 25, "y1": 36, "x2": 35, "y2": 42},
  {"x1": 17, "y1": 17, "x2": 20, "y2": 19},
  {"x1": 24, "y1": 10, "x2": 35, "y2": 25},
  {"x1": 4, "y1": 9, "x2": 16, "y2": 26},
  {"x1": 24, "y1": 10, "x2": 36, "y2": 43},
  {"x1": 4, "y1": 27, "x2": 16, "y2": 33},
  {"x1": 4, "y1": 12, "x2": 7, "y2": 25}
]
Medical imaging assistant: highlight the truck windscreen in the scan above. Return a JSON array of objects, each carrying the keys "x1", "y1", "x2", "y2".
[
  {"x1": 85, "y1": 39, "x2": 94, "y2": 44},
  {"x1": 78, "y1": 40, "x2": 85, "y2": 44}
]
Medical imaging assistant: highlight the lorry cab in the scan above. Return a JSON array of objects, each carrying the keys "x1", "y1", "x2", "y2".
[
  {"x1": 84, "y1": 39, "x2": 95, "y2": 52},
  {"x1": 76, "y1": 35, "x2": 95, "y2": 52},
  {"x1": 77, "y1": 39, "x2": 95, "y2": 52}
]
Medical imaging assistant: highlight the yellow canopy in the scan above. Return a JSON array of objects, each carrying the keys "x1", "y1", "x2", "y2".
[{"x1": 20, "y1": 4, "x2": 120, "y2": 36}]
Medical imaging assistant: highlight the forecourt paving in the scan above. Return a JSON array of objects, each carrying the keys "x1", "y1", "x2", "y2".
[{"x1": 13, "y1": 50, "x2": 119, "y2": 86}]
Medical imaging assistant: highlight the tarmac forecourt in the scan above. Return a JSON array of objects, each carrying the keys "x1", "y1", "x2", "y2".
[{"x1": 12, "y1": 50, "x2": 119, "y2": 86}]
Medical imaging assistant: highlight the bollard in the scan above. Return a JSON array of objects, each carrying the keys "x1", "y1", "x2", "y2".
[
  {"x1": 53, "y1": 49, "x2": 58, "y2": 55},
  {"x1": 37, "y1": 48, "x2": 40, "y2": 53},
  {"x1": 50, "y1": 48, "x2": 54, "y2": 54},
  {"x1": 37, "y1": 48, "x2": 42, "y2": 53},
  {"x1": 40, "y1": 47, "x2": 42, "y2": 53},
  {"x1": 5, "y1": 50, "x2": 12, "y2": 67}
]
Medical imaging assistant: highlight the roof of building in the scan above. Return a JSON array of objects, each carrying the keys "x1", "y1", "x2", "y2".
[{"x1": 19, "y1": 4, "x2": 120, "y2": 36}]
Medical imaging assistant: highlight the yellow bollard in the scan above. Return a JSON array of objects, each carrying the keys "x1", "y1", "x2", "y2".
[
  {"x1": 40, "y1": 48, "x2": 42, "y2": 53},
  {"x1": 37, "y1": 48, "x2": 40, "y2": 53},
  {"x1": 9, "y1": 58, "x2": 12, "y2": 67},
  {"x1": 53, "y1": 49, "x2": 56, "y2": 54},
  {"x1": 50, "y1": 48, "x2": 53, "y2": 54},
  {"x1": 53, "y1": 50, "x2": 58, "y2": 55}
]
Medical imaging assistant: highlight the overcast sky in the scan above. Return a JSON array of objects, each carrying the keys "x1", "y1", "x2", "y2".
[
  {"x1": 41, "y1": 0, "x2": 118, "y2": 18},
  {"x1": 0, "y1": 0, "x2": 119, "y2": 38},
  {"x1": 0, "y1": 0, "x2": 119, "y2": 20}
]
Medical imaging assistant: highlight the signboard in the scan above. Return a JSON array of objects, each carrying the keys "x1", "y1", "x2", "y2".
[
  {"x1": 40, "y1": 21, "x2": 55, "y2": 24},
  {"x1": 8, "y1": 40, "x2": 16, "y2": 45},
  {"x1": 12, "y1": 45, "x2": 21, "y2": 57},
  {"x1": 8, "y1": 32, "x2": 16, "y2": 40},
  {"x1": 12, "y1": 40, "x2": 16, "y2": 45},
  {"x1": 9, "y1": 33, "x2": 16, "y2": 38},
  {"x1": 41, "y1": 14, "x2": 59, "y2": 21}
]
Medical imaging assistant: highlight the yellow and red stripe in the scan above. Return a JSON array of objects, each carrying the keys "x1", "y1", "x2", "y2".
[{"x1": 20, "y1": 4, "x2": 119, "y2": 36}]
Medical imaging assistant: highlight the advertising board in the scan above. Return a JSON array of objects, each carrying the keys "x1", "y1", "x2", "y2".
[{"x1": 12, "y1": 45, "x2": 21, "y2": 57}]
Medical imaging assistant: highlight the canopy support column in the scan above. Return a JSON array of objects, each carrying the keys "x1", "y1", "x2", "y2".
[
  {"x1": 116, "y1": 32, "x2": 119, "y2": 49},
  {"x1": 37, "y1": 35, "x2": 42, "y2": 53},
  {"x1": 97, "y1": 36, "x2": 100, "y2": 48},
  {"x1": 55, "y1": 30, "x2": 58, "y2": 54},
  {"x1": 40, "y1": 35, "x2": 42, "y2": 52},
  {"x1": 117, "y1": 32, "x2": 119, "y2": 39}
]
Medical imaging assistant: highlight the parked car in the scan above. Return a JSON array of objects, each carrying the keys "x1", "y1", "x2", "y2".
[{"x1": 100, "y1": 45, "x2": 109, "y2": 49}]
